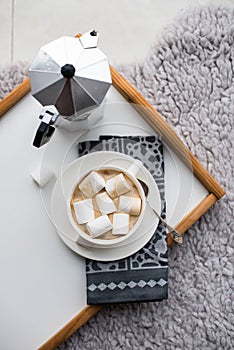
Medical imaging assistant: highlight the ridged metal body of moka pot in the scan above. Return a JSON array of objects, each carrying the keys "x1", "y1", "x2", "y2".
[{"x1": 29, "y1": 30, "x2": 112, "y2": 147}]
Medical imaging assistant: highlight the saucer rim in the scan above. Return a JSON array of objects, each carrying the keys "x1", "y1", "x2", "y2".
[{"x1": 50, "y1": 151, "x2": 161, "y2": 261}]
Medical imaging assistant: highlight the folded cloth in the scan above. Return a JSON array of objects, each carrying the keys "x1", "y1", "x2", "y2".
[{"x1": 78, "y1": 135, "x2": 168, "y2": 304}]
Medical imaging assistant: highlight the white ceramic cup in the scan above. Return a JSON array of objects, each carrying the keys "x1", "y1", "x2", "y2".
[{"x1": 66, "y1": 158, "x2": 146, "y2": 248}]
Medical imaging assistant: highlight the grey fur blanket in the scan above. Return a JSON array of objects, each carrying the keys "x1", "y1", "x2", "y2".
[{"x1": 1, "y1": 6, "x2": 233, "y2": 350}]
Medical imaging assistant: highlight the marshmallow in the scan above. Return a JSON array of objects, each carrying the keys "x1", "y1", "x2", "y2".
[
  {"x1": 95, "y1": 192, "x2": 116, "y2": 214},
  {"x1": 105, "y1": 173, "x2": 131, "y2": 198},
  {"x1": 86, "y1": 215, "x2": 112, "y2": 238},
  {"x1": 72, "y1": 198, "x2": 95, "y2": 224},
  {"x1": 31, "y1": 164, "x2": 55, "y2": 187},
  {"x1": 118, "y1": 195, "x2": 142, "y2": 216},
  {"x1": 79, "y1": 171, "x2": 105, "y2": 198},
  {"x1": 112, "y1": 213, "x2": 129, "y2": 235}
]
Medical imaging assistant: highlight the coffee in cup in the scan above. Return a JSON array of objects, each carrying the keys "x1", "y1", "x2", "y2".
[{"x1": 67, "y1": 162, "x2": 146, "y2": 247}]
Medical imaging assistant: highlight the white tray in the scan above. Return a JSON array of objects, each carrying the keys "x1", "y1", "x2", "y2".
[{"x1": 0, "y1": 77, "x2": 223, "y2": 349}]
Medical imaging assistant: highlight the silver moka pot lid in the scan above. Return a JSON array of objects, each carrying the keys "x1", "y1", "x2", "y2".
[{"x1": 29, "y1": 30, "x2": 112, "y2": 147}]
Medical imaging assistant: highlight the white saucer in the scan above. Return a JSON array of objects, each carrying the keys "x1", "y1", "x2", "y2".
[{"x1": 50, "y1": 151, "x2": 161, "y2": 261}]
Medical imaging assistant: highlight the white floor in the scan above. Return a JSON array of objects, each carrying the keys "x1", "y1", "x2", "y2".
[{"x1": 0, "y1": 0, "x2": 233, "y2": 68}]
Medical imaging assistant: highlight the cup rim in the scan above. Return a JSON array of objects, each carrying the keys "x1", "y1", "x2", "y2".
[{"x1": 66, "y1": 164, "x2": 146, "y2": 247}]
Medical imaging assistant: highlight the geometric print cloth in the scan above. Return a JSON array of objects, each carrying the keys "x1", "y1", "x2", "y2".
[{"x1": 78, "y1": 135, "x2": 168, "y2": 304}]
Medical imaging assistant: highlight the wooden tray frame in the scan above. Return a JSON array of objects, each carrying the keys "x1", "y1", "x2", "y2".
[{"x1": 0, "y1": 36, "x2": 225, "y2": 349}]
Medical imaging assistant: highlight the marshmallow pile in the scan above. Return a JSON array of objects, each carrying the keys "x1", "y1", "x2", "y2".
[{"x1": 71, "y1": 170, "x2": 142, "y2": 238}]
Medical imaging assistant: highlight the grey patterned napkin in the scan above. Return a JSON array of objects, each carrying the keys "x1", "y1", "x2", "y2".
[{"x1": 78, "y1": 136, "x2": 168, "y2": 304}]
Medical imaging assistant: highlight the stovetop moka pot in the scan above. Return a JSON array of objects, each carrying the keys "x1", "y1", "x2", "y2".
[{"x1": 29, "y1": 30, "x2": 112, "y2": 147}]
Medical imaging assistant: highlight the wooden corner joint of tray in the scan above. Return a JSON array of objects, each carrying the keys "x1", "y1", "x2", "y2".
[{"x1": 167, "y1": 192, "x2": 218, "y2": 246}]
